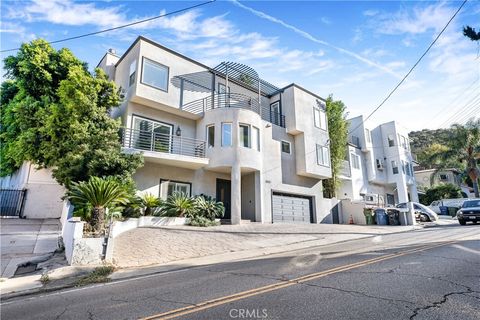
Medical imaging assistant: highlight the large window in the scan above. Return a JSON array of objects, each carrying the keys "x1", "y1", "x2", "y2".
[
  {"x1": 132, "y1": 116, "x2": 172, "y2": 152},
  {"x1": 281, "y1": 141, "x2": 291, "y2": 154},
  {"x1": 218, "y1": 83, "x2": 230, "y2": 94},
  {"x1": 388, "y1": 135, "x2": 395, "y2": 147},
  {"x1": 365, "y1": 129, "x2": 371, "y2": 143},
  {"x1": 160, "y1": 180, "x2": 191, "y2": 200},
  {"x1": 251, "y1": 126, "x2": 260, "y2": 151},
  {"x1": 141, "y1": 57, "x2": 169, "y2": 91},
  {"x1": 317, "y1": 145, "x2": 330, "y2": 167},
  {"x1": 350, "y1": 153, "x2": 360, "y2": 169},
  {"x1": 207, "y1": 125, "x2": 215, "y2": 148},
  {"x1": 221, "y1": 123, "x2": 232, "y2": 147},
  {"x1": 239, "y1": 124, "x2": 250, "y2": 148},
  {"x1": 314, "y1": 107, "x2": 327, "y2": 130},
  {"x1": 129, "y1": 60, "x2": 136, "y2": 87}
]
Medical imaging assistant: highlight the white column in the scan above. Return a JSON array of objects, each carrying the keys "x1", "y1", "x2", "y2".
[
  {"x1": 409, "y1": 183, "x2": 419, "y2": 203},
  {"x1": 231, "y1": 162, "x2": 242, "y2": 225}
]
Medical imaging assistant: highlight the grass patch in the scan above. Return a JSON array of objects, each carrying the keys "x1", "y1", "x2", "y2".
[{"x1": 74, "y1": 266, "x2": 115, "y2": 287}]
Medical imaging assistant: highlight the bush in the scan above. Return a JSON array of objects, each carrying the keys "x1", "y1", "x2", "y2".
[
  {"x1": 140, "y1": 193, "x2": 162, "y2": 216},
  {"x1": 194, "y1": 196, "x2": 224, "y2": 220},
  {"x1": 189, "y1": 216, "x2": 220, "y2": 227},
  {"x1": 419, "y1": 183, "x2": 463, "y2": 205},
  {"x1": 160, "y1": 192, "x2": 197, "y2": 217}
]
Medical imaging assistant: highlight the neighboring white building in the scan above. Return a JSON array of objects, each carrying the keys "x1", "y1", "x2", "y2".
[
  {"x1": 414, "y1": 168, "x2": 476, "y2": 198},
  {"x1": 339, "y1": 115, "x2": 419, "y2": 206},
  {"x1": 97, "y1": 36, "x2": 333, "y2": 224}
]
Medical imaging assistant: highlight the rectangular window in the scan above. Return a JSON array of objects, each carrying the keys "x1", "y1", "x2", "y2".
[
  {"x1": 141, "y1": 57, "x2": 169, "y2": 91},
  {"x1": 317, "y1": 145, "x2": 330, "y2": 166},
  {"x1": 270, "y1": 101, "x2": 281, "y2": 126},
  {"x1": 251, "y1": 126, "x2": 260, "y2": 151},
  {"x1": 218, "y1": 83, "x2": 230, "y2": 94},
  {"x1": 160, "y1": 180, "x2": 191, "y2": 200},
  {"x1": 239, "y1": 124, "x2": 250, "y2": 148},
  {"x1": 402, "y1": 160, "x2": 406, "y2": 174},
  {"x1": 132, "y1": 116, "x2": 172, "y2": 152},
  {"x1": 388, "y1": 135, "x2": 395, "y2": 147},
  {"x1": 376, "y1": 158, "x2": 384, "y2": 170},
  {"x1": 320, "y1": 110, "x2": 327, "y2": 130},
  {"x1": 350, "y1": 153, "x2": 360, "y2": 169},
  {"x1": 281, "y1": 141, "x2": 291, "y2": 154},
  {"x1": 439, "y1": 173, "x2": 448, "y2": 181},
  {"x1": 365, "y1": 129, "x2": 371, "y2": 143},
  {"x1": 392, "y1": 160, "x2": 399, "y2": 174},
  {"x1": 221, "y1": 123, "x2": 232, "y2": 147},
  {"x1": 207, "y1": 125, "x2": 215, "y2": 148},
  {"x1": 129, "y1": 60, "x2": 136, "y2": 87},
  {"x1": 314, "y1": 108, "x2": 321, "y2": 128}
]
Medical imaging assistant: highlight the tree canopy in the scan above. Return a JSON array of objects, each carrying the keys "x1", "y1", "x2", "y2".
[
  {"x1": 463, "y1": 26, "x2": 480, "y2": 41},
  {"x1": 0, "y1": 39, "x2": 143, "y2": 188},
  {"x1": 419, "y1": 183, "x2": 463, "y2": 206},
  {"x1": 322, "y1": 95, "x2": 348, "y2": 198}
]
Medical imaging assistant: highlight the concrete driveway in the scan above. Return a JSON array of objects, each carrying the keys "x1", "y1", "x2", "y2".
[
  {"x1": 1, "y1": 219, "x2": 60, "y2": 278},
  {"x1": 112, "y1": 223, "x2": 417, "y2": 268}
]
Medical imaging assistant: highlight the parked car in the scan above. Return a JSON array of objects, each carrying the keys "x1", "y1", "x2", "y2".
[
  {"x1": 396, "y1": 202, "x2": 438, "y2": 222},
  {"x1": 429, "y1": 198, "x2": 469, "y2": 214},
  {"x1": 456, "y1": 199, "x2": 480, "y2": 225}
]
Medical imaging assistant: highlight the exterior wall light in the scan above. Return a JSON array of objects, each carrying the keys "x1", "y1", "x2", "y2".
[{"x1": 176, "y1": 127, "x2": 182, "y2": 136}]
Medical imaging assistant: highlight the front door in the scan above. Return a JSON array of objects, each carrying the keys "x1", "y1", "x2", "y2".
[{"x1": 216, "y1": 179, "x2": 231, "y2": 220}]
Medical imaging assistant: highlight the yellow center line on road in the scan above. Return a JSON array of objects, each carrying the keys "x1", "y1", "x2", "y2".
[{"x1": 140, "y1": 240, "x2": 458, "y2": 320}]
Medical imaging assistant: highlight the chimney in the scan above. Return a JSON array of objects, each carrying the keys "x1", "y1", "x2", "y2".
[{"x1": 108, "y1": 48, "x2": 116, "y2": 55}]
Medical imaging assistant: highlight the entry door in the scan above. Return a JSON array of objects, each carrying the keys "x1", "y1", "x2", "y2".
[{"x1": 216, "y1": 179, "x2": 231, "y2": 219}]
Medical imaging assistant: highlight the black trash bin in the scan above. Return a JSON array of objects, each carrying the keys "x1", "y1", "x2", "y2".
[{"x1": 386, "y1": 209, "x2": 401, "y2": 225}]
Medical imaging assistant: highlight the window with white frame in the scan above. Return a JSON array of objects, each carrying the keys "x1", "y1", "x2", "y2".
[
  {"x1": 281, "y1": 141, "x2": 291, "y2": 154},
  {"x1": 317, "y1": 144, "x2": 330, "y2": 166},
  {"x1": 141, "y1": 57, "x2": 169, "y2": 91},
  {"x1": 392, "y1": 160, "x2": 399, "y2": 174},
  {"x1": 207, "y1": 125, "x2": 215, "y2": 148},
  {"x1": 129, "y1": 60, "x2": 136, "y2": 87},
  {"x1": 159, "y1": 180, "x2": 191, "y2": 200},
  {"x1": 251, "y1": 126, "x2": 260, "y2": 151},
  {"x1": 350, "y1": 153, "x2": 360, "y2": 169},
  {"x1": 221, "y1": 123, "x2": 232, "y2": 147},
  {"x1": 314, "y1": 107, "x2": 327, "y2": 130},
  {"x1": 239, "y1": 124, "x2": 250, "y2": 148}
]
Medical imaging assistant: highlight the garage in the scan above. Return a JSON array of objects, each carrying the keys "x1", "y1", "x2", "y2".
[{"x1": 272, "y1": 193, "x2": 313, "y2": 223}]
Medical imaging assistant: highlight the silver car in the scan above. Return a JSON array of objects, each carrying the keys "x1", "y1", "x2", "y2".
[{"x1": 396, "y1": 202, "x2": 439, "y2": 222}]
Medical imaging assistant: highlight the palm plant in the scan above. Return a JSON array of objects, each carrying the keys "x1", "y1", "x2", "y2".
[
  {"x1": 67, "y1": 176, "x2": 130, "y2": 234},
  {"x1": 140, "y1": 193, "x2": 161, "y2": 216},
  {"x1": 160, "y1": 192, "x2": 197, "y2": 218}
]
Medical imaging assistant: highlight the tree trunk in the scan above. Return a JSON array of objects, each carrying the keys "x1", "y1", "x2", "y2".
[
  {"x1": 473, "y1": 179, "x2": 480, "y2": 198},
  {"x1": 91, "y1": 206, "x2": 106, "y2": 235}
]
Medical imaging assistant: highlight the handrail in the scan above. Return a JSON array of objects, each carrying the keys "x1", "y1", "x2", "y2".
[
  {"x1": 182, "y1": 93, "x2": 286, "y2": 127},
  {"x1": 121, "y1": 128, "x2": 206, "y2": 158}
]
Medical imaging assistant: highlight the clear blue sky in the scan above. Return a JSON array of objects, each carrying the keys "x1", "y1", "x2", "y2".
[{"x1": 1, "y1": 0, "x2": 479, "y2": 131}]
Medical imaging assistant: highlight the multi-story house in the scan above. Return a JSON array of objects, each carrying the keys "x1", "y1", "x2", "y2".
[
  {"x1": 97, "y1": 36, "x2": 332, "y2": 225},
  {"x1": 339, "y1": 115, "x2": 419, "y2": 207}
]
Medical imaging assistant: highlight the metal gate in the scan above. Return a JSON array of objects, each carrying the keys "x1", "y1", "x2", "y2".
[{"x1": 0, "y1": 189, "x2": 27, "y2": 217}]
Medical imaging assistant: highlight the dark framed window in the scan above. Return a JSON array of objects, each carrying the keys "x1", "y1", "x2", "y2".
[
  {"x1": 129, "y1": 60, "x2": 136, "y2": 87},
  {"x1": 281, "y1": 141, "x2": 291, "y2": 154},
  {"x1": 270, "y1": 101, "x2": 282, "y2": 126},
  {"x1": 239, "y1": 124, "x2": 250, "y2": 148},
  {"x1": 207, "y1": 125, "x2": 215, "y2": 148},
  {"x1": 141, "y1": 57, "x2": 169, "y2": 92}
]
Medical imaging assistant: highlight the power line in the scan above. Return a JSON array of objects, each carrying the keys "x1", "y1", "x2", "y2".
[
  {"x1": 0, "y1": 0, "x2": 216, "y2": 53},
  {"x1": 348, "y1": 0, "x2": 469, "y2": 135},
  {"x1": 439, "y1": 93, "x2": 480, "y2": 127},
  {"x1": 454, "y1": 104, "x2": 480, "y2": 125}
]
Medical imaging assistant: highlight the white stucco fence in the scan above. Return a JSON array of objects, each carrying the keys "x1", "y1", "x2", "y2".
[{"x1": 110, "y1": 216, "x2": 189, "y2": 238}]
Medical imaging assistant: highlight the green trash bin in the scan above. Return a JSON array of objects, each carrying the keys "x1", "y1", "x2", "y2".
[
  {"x1": 364, "y1": 208, "x2": 374, "y2": 225},
  {"x1": 448, "y1": 207, "x2": 459, "y2": 217}
]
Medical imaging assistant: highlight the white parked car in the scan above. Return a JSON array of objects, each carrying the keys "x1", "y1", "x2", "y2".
[
  {"x1": 396, "y1": 202, "x2": 439, "y2": 222},
  {"x1": 429, "y1": 198, "x2": 469, "y2": 214}
]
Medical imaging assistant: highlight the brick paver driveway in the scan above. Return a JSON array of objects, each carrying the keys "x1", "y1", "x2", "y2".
[{"x1": 112, "y1": 223, "x2": 409, "y2": 268}]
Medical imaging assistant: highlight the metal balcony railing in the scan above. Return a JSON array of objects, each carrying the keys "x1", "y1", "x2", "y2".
[
  {"x1": 182, "y1": 93, "x2": 286, "y2": 127},
  {"x1": 121, "y1": 128, "x2": 206, "y2": 158}
]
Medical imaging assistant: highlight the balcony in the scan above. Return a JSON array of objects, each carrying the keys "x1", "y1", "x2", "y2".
[
  {"x1": 339, "y1": 160, "x2": 352, "y2": 178},
  {"x1": 121, "y1": 128, "x2": 208, "y2": 169},
  {"x1": 182, "y1": 93, "x2": 285, "y2": 127}
]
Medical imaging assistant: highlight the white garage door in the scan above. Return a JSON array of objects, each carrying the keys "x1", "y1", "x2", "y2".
[{"x1": 272, "y1": 194, "x2": 312, "y2": 223}]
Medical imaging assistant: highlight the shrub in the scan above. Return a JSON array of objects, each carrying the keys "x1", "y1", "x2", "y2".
[
  {"x1": 160, "y1": 192, "x2": 196, "y2": 217},
  {"x1": 194, "y1": 196, "x2": 225, "y2": 220},
  {"x1": 189, "y1": 216, "x2": 220, "y2": 227},
  {"x1": 140, "y1": 193, "x2": 162, "y2": 216}
]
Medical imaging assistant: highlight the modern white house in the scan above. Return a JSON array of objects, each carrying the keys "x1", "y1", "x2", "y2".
[
  {"x1": 338, "y1": 115, "x2": 419, "y2": 207},
  {"x1": 97, "y1": 36, "x2": 333, "y2": 225},
  {"x1": 414, "y1": 168, "x2": 476, "y2": 198}
]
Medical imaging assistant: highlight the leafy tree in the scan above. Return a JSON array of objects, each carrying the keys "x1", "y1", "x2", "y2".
[
  {"x1": 419, "y1": 183, "x2": 463, "y2": 206},
  {"x1": 463, "y1": 26, "x2": 480, "y2": 41},
  {"x1": 67, "y1": 177, "x2": 130, "y2": 234},
  {"x1": 0, "y1": 39, "x2": 143, "y2": 188},
  {"x1": 322, "y1": 96, "x2": 348, "y2": 198}
]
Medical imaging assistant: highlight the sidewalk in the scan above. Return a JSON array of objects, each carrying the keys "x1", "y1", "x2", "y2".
[{"x1": 1, "y1": 219, "x2": 60, "y2": 279}]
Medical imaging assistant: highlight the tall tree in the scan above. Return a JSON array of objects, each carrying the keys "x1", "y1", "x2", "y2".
[
  {"x1": 463, "y1": 26, "x2": 480, "y2": 41},
  {"x1": 0, "y1": 39, "x2": 143, "y2": 188},
  {"x1": 322, "y1": 96, "x2": 348, "y2": 198}
]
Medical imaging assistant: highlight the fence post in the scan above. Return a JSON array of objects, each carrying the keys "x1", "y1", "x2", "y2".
[{"x1": 150, "y1": 131, "x2": 154, "y2": 151}]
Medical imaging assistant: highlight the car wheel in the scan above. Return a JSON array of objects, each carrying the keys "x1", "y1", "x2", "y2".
[
  {"x1": 419, "y1": 214, "x2": 430, "y2": 222},
  {"x1": 459, "y1": 219, "x2": 466, "y2": 225}
]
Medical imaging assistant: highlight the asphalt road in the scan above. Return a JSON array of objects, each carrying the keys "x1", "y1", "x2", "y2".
[{"x1": 1, "y1": 224, "x2": 479, "y2": 320}]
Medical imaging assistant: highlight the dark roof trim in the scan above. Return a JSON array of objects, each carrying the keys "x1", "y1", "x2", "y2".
[
  {"x1": 115, "y1": 36, "x2": 210, "y2": 69},
  {"x1": 281, "y1": 83, "x2": 326, "y2": 102}
]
